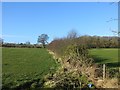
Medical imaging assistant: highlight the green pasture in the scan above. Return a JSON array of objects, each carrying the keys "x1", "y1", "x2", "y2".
[
  {"x1": 89, "y1": 48, "x2": 119, "y2": 68},
  {"x1": 2, "y1": 48, "x2": 58, "y2": 89}
]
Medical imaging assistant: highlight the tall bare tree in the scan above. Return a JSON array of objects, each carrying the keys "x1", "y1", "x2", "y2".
[{"x1": 67, "y1": 29, "x2": 78, "y2": 39}]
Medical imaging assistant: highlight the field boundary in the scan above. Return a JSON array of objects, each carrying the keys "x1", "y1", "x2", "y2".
[{"x1": 47, "y1": 49, "x2": 119, "y2": 88}]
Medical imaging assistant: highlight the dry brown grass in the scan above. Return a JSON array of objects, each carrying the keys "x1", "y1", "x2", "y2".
[
  {"x1": 95, "y1": 78, "x2": 118, "y2": 88},
  {"x1": 103, "y1": 78, "x2": 118, "y2": 88}
]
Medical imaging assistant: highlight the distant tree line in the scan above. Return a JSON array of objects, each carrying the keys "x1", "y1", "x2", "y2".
[
  {"x1": 1, "y1": 40, "x2": 42, "y2": 48},
  {"x1": 0, "y1": 34, "x2": 49, "y2": 48},
  {"x1": 2, "y1": 43, "x2": 43, "y2": 48},
  {"x1": 48, "y1": 35, "x2": 119, "y2": 56}
]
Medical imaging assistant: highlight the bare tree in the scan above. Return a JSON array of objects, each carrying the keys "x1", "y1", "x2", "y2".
[
  {"x1": 112, "y1": 30, "x2": 120, "y2": 36},
  {"x1": 106, "y1": 18, "x2": 118, "y2": 22},
  {"x1": 67, "y1": 29, "x2": 78, "y2": 39}
]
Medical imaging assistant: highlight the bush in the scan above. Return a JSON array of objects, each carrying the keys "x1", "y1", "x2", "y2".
[
  {"x1": 43, "y1": 68, "x2": 90, "y2": 88},
  {"x1": 64, "y1": 44, "x2": 93, "y2": 67}
]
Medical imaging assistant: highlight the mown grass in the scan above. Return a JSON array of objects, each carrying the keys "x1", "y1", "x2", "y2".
[
  {"x1": 2, "y1": 48, "x2": 58, "y2": 89},
  {"x1": 89, "y1": 48, "x2": 119, "y2": 68}
]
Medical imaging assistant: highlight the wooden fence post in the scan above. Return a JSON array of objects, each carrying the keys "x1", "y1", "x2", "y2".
[{"x1": 103, "y1": 64, "x2": 106, "y2": 80}]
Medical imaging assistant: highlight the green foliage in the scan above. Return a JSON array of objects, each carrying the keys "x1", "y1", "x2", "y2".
[
  {"x1": 43, "y1": 68, "x2": 91, "y2": 88},
  {"x1": 37, "y1": 34, "x2": 49, "y2": 48},
  {"x1": 65, "y1": 44, "x2": 88, "y2": 58},
  {"x1": 30, "y1": 82, "x2": 38, "y2": 89},
  {"x1": 64, "y1": 44, "x2": 93, "y2": 67},
  {"x1": 2, "y1": 43, "x2": 42, "y2": 48},
  {"x1": 2, "y1": 48, "x2": 58, "y2": 89},
  {"x1": 48, "y1": 36, "x2": 119, "y2": 56}
]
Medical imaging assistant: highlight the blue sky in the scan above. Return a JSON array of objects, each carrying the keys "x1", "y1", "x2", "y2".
[{"x1": 2, "y1": 2, "x2": 118, "y2": 44}]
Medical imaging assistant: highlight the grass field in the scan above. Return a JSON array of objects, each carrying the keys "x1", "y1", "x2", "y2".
[
  {"x1": 2, "y1": 48, "x2": 58, "y2": 89},
  {"x1": 89, "y1": 48, "x2": 119, "y2": 68},
  {"x1": 2, "y1": 48, "x2": 119, "y2": 89}
]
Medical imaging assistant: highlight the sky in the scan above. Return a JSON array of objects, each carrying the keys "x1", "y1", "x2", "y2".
[{"x1": 1, "y1": 2, "x2": 118, "y2": 44}]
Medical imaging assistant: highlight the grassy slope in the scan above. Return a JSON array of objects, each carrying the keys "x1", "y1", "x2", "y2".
[
  {"x1": 2, "y1": 48, "x2": 58, "y2": 88},
  {"x1": 89, "y1": 48, "x2": 119, "y2": 68}
]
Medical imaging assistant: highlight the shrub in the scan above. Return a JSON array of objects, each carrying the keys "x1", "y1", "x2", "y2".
[
  {"x1": 64, "y1": 44, "x2": 93, "y2": 67},
  {"x1": 43, "y1": 68, "x2": 90, "y2": 88}
]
